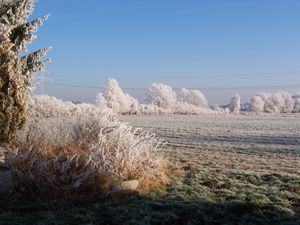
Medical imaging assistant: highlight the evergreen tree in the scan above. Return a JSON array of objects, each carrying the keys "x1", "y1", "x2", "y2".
[{"x1": 0, "y1": 0, "x2": 50, "y2": 143}]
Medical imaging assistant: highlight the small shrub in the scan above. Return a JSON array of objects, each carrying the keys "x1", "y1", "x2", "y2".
[{"x1": 6, "y1": 116, "x2": 167, "y2": 201}]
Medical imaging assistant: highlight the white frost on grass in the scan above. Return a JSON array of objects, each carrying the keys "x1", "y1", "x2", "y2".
[{"x1": 120, "y1": 114, "x2": 300, "y2": 176}]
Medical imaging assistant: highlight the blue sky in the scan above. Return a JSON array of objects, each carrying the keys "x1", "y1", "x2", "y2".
[{"x1": 30, "y1": 0, "x2": 300, "y2": 104}]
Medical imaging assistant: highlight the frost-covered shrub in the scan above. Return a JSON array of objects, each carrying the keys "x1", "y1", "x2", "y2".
[
  {"x1": 210, "y1": 104, "x2": 230, "y2": 114},
  {"x1": 95, "y1": 93, "x2": 109, "y2": 111},
  {"x1": 179, "y1": 88, "x2": 208, "y2": 108},
  {"x1": 250, "y1": 95, "x2": 264, "y2": 112},
  {"x1": 174, "y1": 102, "x2": 228, "y2": 115},
  {"x1": 241, "y1": 102, "x2": 250, "y2": 112},
  {"x1": 174, "y1": 102, "x2": 197, "y2": 114},
  {"x1": 293, "y1": 93, "x2": 300, "y2": 113},
  {"x1": 146, "y1": 83, "x2": 177, "y2": 109},
  {"x1": 138, "y1": 104, "x2": 172, "y2": 115},
  {"x1": 29, "y1": 95, "x2": 74, "y2": 117},
  {"x1": 96, "y1": 78, "x2": 139, "y2": 114},
  {"x1": 279, "y1": 92, "x2": 294, "y2": 113},
  {"x1": 138, "y1": 102, "x2": 228, "y2": 115},
  {"x1": 229, "y1": 94, "x2": 241, "y2": 114},
  {"x1": 6, "y1": 116, "x2": 167, "y2": 200},
  {"x1": 29, "y1": 95, "x2": 104, "y2": 117},
  {"x1": 249, "y1": 92, "x2": 295, "y2": 113}
]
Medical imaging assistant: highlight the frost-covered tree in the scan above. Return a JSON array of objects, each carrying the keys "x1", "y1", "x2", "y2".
[
  {"x1": 146, "y1": 83, "x2": 177, "y2": 109},
  {"x1": 96, "y1": 78, "x2": 139, "y2": 114},
  {"x1": 292, "y1": 93, "x2": 300, "y2": 113},
  {"x1": 0, "y1": 0, "x2": 50, "y2": 143},
  {"x1": 278, "y1": 92, "x2": 294, "y2": 113},
  {"x1": 250, "y1": 95, "x2": 264, "y2": 112},
  {"x1": 229, "y1": 94, "x2": 241, "y2": 114},
  {"x1": 250, "y1": 92, "x2": 295, "y2": 113},
  {"x1": 179, "y1": 88, "x2": 208, "y2": 108}
]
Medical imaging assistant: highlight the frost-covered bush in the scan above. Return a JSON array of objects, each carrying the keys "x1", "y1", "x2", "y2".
[
  {"x1": 249, "y1": 92, "x2": 295, "y2": 113},
  {"x1": 144, "y1": 83, "x2": 229, "y2": 115},
  {"x1": 266, "y1": 92, "x2": 294, "y2": 113},
  {"x1": 6, "y1": 115, "x2": 167, "y2": 200},
  {"x1": 293, "y1": 93, "x2": 300, "y2": 113},
  {"x1": 138, "y1": 102, "x2": 228, "y2": 115},
  {"x1": 146, "y1": 83, "x2": 177, "y2": 109},
  {"x1": 139, "y1": 104, "x2": 172, "y2": 115},
  {"x1": 279, "y1": 92, "x2": 294, "y2": 113},
  {"x1": 174, "y1": 102, "x2": 228, "y2": 115},
  {"x1": 179, "y1": 88, "x2": 208, "y2": 108},
  {"x1": 96, "y1": 78, "x2": 139, "y2": 115},
  {"x1": 250, "y1": 95, "x2": 264, "y2": 112},
  {"x1": 29, "y1": 95, "x2": 105, "y2": 117},
  {"x1": 229, "y1": 94, "x2": 241, "y2": 114}
]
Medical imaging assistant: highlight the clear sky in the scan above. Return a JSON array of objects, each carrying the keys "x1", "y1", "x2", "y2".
[{"x1": 30, "y1": 0, "x2": 300, "y2": 104}]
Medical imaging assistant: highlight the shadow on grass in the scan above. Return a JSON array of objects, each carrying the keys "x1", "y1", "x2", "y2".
[
  {"x1": 0, "y1": 195, "x2": 299, "y2": 225},
  {"x1": 1, "y1": 169, "x2": 300, "y2": 225}
]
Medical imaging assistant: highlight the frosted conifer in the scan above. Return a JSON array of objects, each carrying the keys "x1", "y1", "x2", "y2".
[{"x1": 0, "y1": 0, "x2": 50, "y2": 143}]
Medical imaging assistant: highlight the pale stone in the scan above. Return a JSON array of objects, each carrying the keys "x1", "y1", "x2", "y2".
[
  {"x1": 119, "y1": 179, "x2": 139, "y2": 190},
  {"x1": 109, "y1": 179, "x2": 139, "y2": 193}
]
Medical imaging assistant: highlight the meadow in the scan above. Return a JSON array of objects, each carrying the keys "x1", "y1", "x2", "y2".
[
  {"x1": 1, "y1": 114, "x2": 299, "y2": 225},
  {"x1": 1, "y1": 1, "x2": 300, "y2": 224}
]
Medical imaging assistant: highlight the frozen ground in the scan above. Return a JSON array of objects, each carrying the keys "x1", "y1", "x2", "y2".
[
  {"x1": 121, "y1": 114, "x2": 300, "y2": 177},
  {"x1": 1, "y1": 114, "x2": 300, "y2": 224}
]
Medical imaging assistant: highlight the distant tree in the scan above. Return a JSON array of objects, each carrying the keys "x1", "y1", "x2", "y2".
[
  {"x1": 179, "y1": 88, "x2": 208, "y2": 108},
  {"x1": 96, "y1": 78, "x2": 139, "y2": 114},
  {"x1": 250, "y1": 95, "x2": 266, "y2": 113},
  {"x1": 229, "y1": 94, "x2": 241, "y2": 114},
  {"x1": 0, "y1": 0, "x2": 50, "y2": 143},
  {"x1": 293, "y1": 93, "x2": 300, "y2": 113},
  {"x1": 146, "y1": 83, "x2": 177, "y2": 109},
  {"x1": 250, "y1": 92, "x2": 296, "y2": 113}
]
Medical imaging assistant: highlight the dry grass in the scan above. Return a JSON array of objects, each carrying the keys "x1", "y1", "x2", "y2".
[{"x1": 5, "y1": 116, "x2": 168, "y2": 202}]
